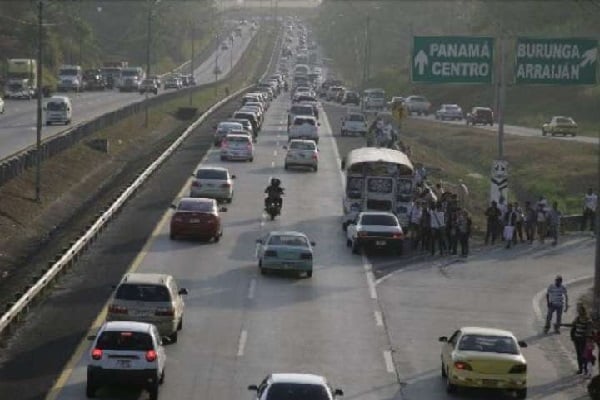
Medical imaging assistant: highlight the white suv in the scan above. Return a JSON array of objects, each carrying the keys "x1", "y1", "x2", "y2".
[{"x1": 86, "y1": 321, "x2": 166, "y2": 399}]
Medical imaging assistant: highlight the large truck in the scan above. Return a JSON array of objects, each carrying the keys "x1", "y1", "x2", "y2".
[
  {"x1": 56, "y1": 65, "x2": 83, "y2": 92},
  {"x1": 4, "y1": 58, "x2": 37, "y2": 100},
  {"x1": 100, "y1": 61, "x2": 128, "y2": 89},
  {"x1": 119, "y1": 66, "x2": 145, "y2": 92}
]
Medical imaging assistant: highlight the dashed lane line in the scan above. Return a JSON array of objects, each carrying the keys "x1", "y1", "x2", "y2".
[
  {"x1": 247, "y1": 278, "x2": 256, "y2": 300},
  {"x1": 237, "y1": 330, "x2": 248, "y2": 357},
  {"x1": 383, "y1": 350, "x2": 396, "y2": 374},
  {"x1": 374, "y1": 311, "x2": 383, "y2": 327}
]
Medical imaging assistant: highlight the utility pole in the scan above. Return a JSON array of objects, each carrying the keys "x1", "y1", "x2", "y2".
[
  {"x1": 593, "y1": 137, "x2": 600, "y2": 321},
  {"x1": 360, "y1": 14, "x2": 371, "y2": 112},
  {"x1": 78, "y1": 0, "x2": 83, "y2": 66},
  {"x1": 189, "y1": 23, "x2": 195, "y2": 105},
  {"x1": 230, "y1": 34, "x2": 234, "y2": 73},
  {"x1": 35, "y1": 0, "x2": 43, "y2": 202},
  {"x1": 497, "y1": 37, "x2": 506, "y2": 160},
  {"x1": 144, "y1": 0, "x2": 152, "y2": 128}
]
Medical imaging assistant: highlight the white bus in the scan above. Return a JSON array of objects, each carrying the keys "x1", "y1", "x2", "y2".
[{"x1": 341, "y1": 147, "x2": 414, "y2": 230}]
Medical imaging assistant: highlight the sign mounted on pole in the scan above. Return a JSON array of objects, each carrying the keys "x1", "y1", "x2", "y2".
[
  {"x1": 411, "y1": 36, "x2": 494, "y2": 84},
  {"x1": 515, "y1": 38, "x2": 598, "y2": 85}
]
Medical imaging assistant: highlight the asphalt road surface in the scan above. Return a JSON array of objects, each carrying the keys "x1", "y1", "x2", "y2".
[
  {"x1": 0, "y1": 27, "x2": 255, "y2": 161},
  {"x1": 45, "y1": 87, "x2": 401, "y2": 400},
  {"x1": 412, "y1": 114, "x2": 597, "y2": 145}
]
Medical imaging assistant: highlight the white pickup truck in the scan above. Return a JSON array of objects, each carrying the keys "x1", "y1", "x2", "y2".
[
  {"x1": 404, "y1": 95, "x2": 431, "y2": 116},
  {"x1": 341, "y1": 112, "x2": 368, "y2": 136}
]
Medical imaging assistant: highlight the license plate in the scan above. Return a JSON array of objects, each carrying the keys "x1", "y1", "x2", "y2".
[
  {"x1": 117, "y1": 360, "x2": 131, "y2": 368},
  {"x1": 482, "y1": 379, "x2": 498, "y2": 386},
  {"x1": 375, "y1": 240, "x2": 386, "y2": 246},
  {"x1": 190, "y1": 218, "x2": 200, "y2": 223}
]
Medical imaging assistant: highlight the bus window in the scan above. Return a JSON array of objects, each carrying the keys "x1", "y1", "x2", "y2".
[
  {"x1": 367, "y1": 178, "x2": 393, "y2": 193},
  {"x1": 346, "y1": 177, "x2": 363, "y2": 199}
]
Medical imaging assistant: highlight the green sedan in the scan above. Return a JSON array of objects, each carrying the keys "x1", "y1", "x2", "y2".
[{"x1": 256, "y1": 231, "x2": 315, "y2": 278}]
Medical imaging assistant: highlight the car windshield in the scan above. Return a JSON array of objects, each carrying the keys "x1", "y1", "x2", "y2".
[
  {"x1": 445, "y1": 105, "x2": 459, "y2": 110},
  {"x1": 291, "y1": 106, "x2": 313, "y2": 114},
  {"x1": 115, "y1": 284, "x2": 171, "y2": 302},
  {"x1": 265, "y1": 383, "x2": 329, "y2": 400},
  {"x1": 348, "y1": 114, "x2": 365, "y2": 122},
  {"x1": 226, "y1": 136, "x2": 250, "y2": 143},
  {"x1": 218, "y1": 123, "x2": 243, "y2": 132},
  {"x1": 46, "y1": 101, "x2": 67, "y2": 111},
  {"x1": 59, "y1": 69, "x2": 79, "y2": 76},
  {"x1": 458, "y1": 334, "x2": 519, "y2": 354},
  {"x1": 410, "y1": 96, "x2": 426, "y2": 102},
  {"x1": 360, "y1": 215, "x2": 398, "y2": 226},
  {"x1": 294, "y1": 118, "x2": 315, "y2": 126},
  {"x1": 121, "y1": 70, "x2": 138, "y2": 77},
  {"x1": 178, "y1": 200, "x2": 214, "y2": 212},
  {"x1": 142, "y1": 79, "x2": 154, "y2": 85},
  {"x1": 290, "y1": 141, "x2": 316, "y2": 150},
  {"x1": 96, "y1": 331, "x2": 154, "y2": 351},
  {"x1": 555, "y1": 117, "x2": 574, "y2": 124},
  {"x1": 368, "y1": 92, "x2": 385, "y2": 98},
  {"x1": 268, "y1": 235, "x2": 309, "y2": 247},
  {"x1": 196, "y1": 169, "x2": 227, "y2": 179}
]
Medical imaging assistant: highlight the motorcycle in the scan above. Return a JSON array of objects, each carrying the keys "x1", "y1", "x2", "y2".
[{"x1": 265, "y1": 196, "x2": 283, "y2": 220}]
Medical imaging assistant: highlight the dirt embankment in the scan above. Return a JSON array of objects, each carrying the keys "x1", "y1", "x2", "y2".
[{"x1": 0, "y1": 27, "x2": 277, "y2": 310}]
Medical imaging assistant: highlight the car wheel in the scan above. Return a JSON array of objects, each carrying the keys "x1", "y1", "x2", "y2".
[
  {"x1": 313, "y1": 165, "x2": 318, "y2": 172},
  {"x1": 148, "y1": 383, "x2": 159, "y2": 400},
  {"x1": 177, "y1": 317, "x2": 183, "y2": 331},
  {"x1": 46, "y1": 121, "x2": 51, "y2": 126},
  {"x1": 214, "y1": 233, "x2": 221, "y2": 243},
  {"x1": 306, "y1": 270, "x2": 313, "y2": 278},
  {"x1": 346, "y1": 239, "x2": 352, "y2": 247},
  {"x1": 542, "y1": 130, "x2": 547, "y2": 136},
  {"x1": 169, "y1": 232, "x2": 176, "y2": 240},
  {"x1": 284, "y1": 163, "x2": 289, "y2": 170},
  {"x1": 169, "y1": 330, "x2": 178, "y2": 343},
  {"x1": 351, "y1": 242, "x2": 360, "y2": 255},
  {"x1": 258, "y1": 258, "x2": 263, "y2": 267},
  {"x1": 159, "y1": 368, "x2": 165, "y2": 384},
  {"x1": 396, "y1": 243, "x2": 404, "y2": 256},
  {"x1": 445, "y1": 373, "x2": 457, "y2": 394},
  {"x1": 220, "y1": 155, "x2": 227, "y2": 161},
  {"x1": 249, "y1": 157, "x2": 254, "y2": 162},
  {"x1": 260, "y1": 266, "x2": 267, "y2": 275},
  {"x1": 86, "y1": 381, "x2": 97, "y2": 398},
  {"x1": 515, "y1": 388, "x2": 527, "y2": 399},
  {"x1": 441, "y1": 362, "x2": 447, "y2": 378}
]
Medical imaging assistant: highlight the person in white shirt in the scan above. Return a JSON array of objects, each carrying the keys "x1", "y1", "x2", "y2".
[
  {"x1": 581, "y1": 188, "x2": 597, "y2": 232},
  {"x1": 430, "y1": 203, "x2": 446, "y2": 255},
  {"x1": 408, "y1": 201, "x2": 423, "y2": 249}
]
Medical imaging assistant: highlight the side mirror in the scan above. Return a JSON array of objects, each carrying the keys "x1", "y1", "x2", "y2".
[
  {"x1": 213, "y1": 125, "x2": 217, "y2": 129},
  {"x1": 170, "y1": 203, "x2": 177, "y2": 209},
  {"x1": 256, "y1": 239, "x2": 263, "y2": 244},
  {"x1": 87, "y1": 335, "x2": 97, "y2": 341},
  {"x1": 438, "y1": 336, "x2": 448, "y2": 342},
  {"x1": 220, "y1": 206, "x2": 228, "y2": 212},
  {"x1": 334, "y1": 388, "x2": 344, "y2": 397},
  {"x1": 248, "y1": 385, "x2": 259, "y2": 392},
  {"x1": 42, "y1": 106, "x2": 47, "y2": 111},
  {"x1": 518, "y1": 340, "x2": 528, "y2": 348},
  {"x1": 317, "y1": 123, "x2": 321, "y2": 126},
  {"x1": 179, "y1": 288, "x2": 188, "y2": 295},
  {"x1": 282, "y1": 145, "x2": 288, "y2": 150},
  {"x1": 310, "y1": 241, "x2": 316, "y2": 246},
  {"x1": 340, "y1": 160, "x2": 346, "y2": 170},
  {"x1": 231, "y1": 174, "x2": 237, "y2": 179}
]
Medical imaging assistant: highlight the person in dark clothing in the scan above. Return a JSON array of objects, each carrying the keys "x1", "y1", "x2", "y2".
[
  {"x1": 513, "y1": 201, "x2": 525, "y2": 244},
  {"x1": 563, "y1": 303, "x2": 592, "y2": 374},
  {"x1": 447, "y1": 209, "x2": 459, "y2": 255},
  {"x1": 484, "y1": 201, "x2": 501, "y2": 245},
  {"x1": 420, "y1": 207, "x2": 431, "y2": 252},
  {"x1": 524, "y1": 201, "x2": 536, "y2": 243},
  {"x1": 264, "y1": 178, "x2": 284, "y2": 209},
  {"x1": 503, "y1": 203, "x2": 518, "y2": 249},
  {"x1": 456, "y1": 209, "x2": 472, "y2": 257}
]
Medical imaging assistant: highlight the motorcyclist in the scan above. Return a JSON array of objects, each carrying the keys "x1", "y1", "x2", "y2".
[{"x1": 264, "y1": 178, "x2": 284, "y2": 210}]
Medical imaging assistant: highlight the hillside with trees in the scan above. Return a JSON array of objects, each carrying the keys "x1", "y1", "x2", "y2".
[{"x1": 311, "y1": 0, "x2": 600, "y2": 133}]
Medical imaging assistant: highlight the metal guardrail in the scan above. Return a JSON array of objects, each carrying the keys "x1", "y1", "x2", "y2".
[{"x1": 0, "y1": 27, "x2": 282, "y2": 337}]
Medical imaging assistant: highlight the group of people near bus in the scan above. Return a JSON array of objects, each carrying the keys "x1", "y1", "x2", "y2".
[{"x1": 406, "y1": 182, "x2": 473, "y2": 257}]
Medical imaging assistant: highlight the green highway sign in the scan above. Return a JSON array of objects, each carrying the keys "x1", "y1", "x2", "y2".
[
  {"x1": 411, "y1": 36, "x2": 494, "y2": 84},
  {"x1": 515, "y1": 38, "x2": 598, "y2": 85}
]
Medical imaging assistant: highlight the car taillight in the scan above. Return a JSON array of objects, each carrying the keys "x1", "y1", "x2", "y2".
[
  {"x1": 312, "y1": 154, "x2": 318, "y2": 160},
  {"x1": 454, "y1": 361, "x2": 472, "y2": 371},
  {"x1": 91, "y1": 348, "x2": 103, "y2": 360},
  {"x1": 392, "y1": 232, "x2": 404, "y2": 239},
  {"x1": 264, "y1": 250, "x2": 277, "y2": 257},
  {"x1": 221, "y1": 183, "x2": 231, "y2": 188},
  {"x1": 155, "y1": 307, "x2": 175, "y2": 316},
  {"x1": 191, "y1": 181, "x2": 201, "y2": 187},
  {"x1": 300, "y1": 253, "x2": 312, "y2": 260},
  {"x1": 358, "y1": 231, "x2": 368, "y2": 237},
  {"x1": 247, "y1": 143, "x2": 253, "y2": 149},
  {"x1": 221, "y1": 141, "x2": 228, "y2": 148},
  {"x1": 145, "y1": 350, "x2": 157, "y2": 362},
  {"x1": 509, "y1": 364, "x2": 527, "y2": 374},
  {"x1": 108, "y1": 304, "x2": 128, "y2": 314}
]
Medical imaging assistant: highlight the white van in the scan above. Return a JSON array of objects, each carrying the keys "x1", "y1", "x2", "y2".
[{"x1": 44, "y1": 96, "x2": 72, "y2": 125}]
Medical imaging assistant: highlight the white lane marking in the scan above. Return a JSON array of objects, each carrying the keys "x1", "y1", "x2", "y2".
[
  {"x1": 273, "y1": 150, "x2": 278, "y2": 156},
  {"x1": 237, "y1": 330, "x2": 248, "y2": 357},
  {"x1": 374, "y1": 311, "x2": 383, "y2": 327},
  {"x1": 383, "y1": 350, "x2": 395, "y2": 373},
  {"x1": 247, "y1": 279, "x2": 256, "y2": 300},
  {"x1": 271, "y1": 160, "x2": 275, "y2": 168},
  {"x1": 366, "y1": 271, "x2": 377, "y2": 300},
  {"x1": 319, "y1": 107, "x2": 345, "y2": 188}
]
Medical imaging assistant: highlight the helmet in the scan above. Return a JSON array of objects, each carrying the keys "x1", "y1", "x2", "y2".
[{"x1": 271, "y1": 178, "x2": 281, "y2": 187}]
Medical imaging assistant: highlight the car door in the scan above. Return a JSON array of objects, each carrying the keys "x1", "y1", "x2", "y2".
[{"x1": 442, "y1": 330, "x2": 461, "y2": 368}]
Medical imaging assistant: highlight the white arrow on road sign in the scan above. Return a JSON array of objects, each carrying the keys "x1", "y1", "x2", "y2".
[
  {"x1": 580, "y1": 47, "x2": 598, "y2": 67},
  {"x1": 414, "y1": 50, "x2": 428, "y2": 75}
]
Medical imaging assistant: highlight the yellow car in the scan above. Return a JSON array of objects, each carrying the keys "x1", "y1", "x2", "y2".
[{"x1": 439, "y1": 327, "x2": 528, "y2": 398}]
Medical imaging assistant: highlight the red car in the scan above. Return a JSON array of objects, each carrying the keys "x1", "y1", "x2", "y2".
[{"x1": 169, "y1": 197, "x2": 227, "y2": 242}]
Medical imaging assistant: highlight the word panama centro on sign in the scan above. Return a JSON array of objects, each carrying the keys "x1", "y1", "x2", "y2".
[
  {"x1": 515, "y1": 38, "x2": 598, "y2": 85},
  {"x1": 411, "y1": 36, "x2": 494, "y2": 84}
]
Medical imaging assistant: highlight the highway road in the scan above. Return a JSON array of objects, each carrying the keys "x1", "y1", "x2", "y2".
[
  {"x1": 0, "y1": 26, "x2": 255, "y2": 161},
  {"x1": 412, "y1": 114, "x2": 598, "y2": 145},
  {"x1": 46, "y1": 84, "x2": 401, "y2": 400}
]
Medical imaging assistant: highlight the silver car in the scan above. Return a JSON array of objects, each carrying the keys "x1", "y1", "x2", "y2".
[
  {"x1": 214, "y1": 121, "x2": 244, "y2": 145},
  {"x1": 284, "y1": 139, "x2": 318, "y2": 172},
  {"x1": 190, "y1": 166, "x2": 236, "y2": 203},
  {"x1": 220, "y1": 133, "x2": 255, "y2": 162}
]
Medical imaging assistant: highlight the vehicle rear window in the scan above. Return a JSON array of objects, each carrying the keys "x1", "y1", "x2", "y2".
[
  {"x1": 294, "y1": 118, "x2": 316, "y2": 126},
  {"x1": 196, "y1": 169, "x2": 227, "y2": 179},
  {"x1": 360, "y1": 214, "x2": 398, "y2": 226},
  {"x1": 226, "y1": 135, "x2": 251, "y2": 143},
  {"x1": 410, "y1": 97, "x2": 426, "y2": 102},
  {"x1": 556, "y1": 117, "x2": 573, "y2": 124},
  {"x1": 96, "y1": 331, "x2": 153, "y2": 351},
  {"x1": 348, "y1": 114, "x2": 365, "y2": 122},
  {"x1": 458, "y1": 335, "x2": 519, "y2": 355},
  {"x1": 115, "y1": 284, "x2": 171, "y2": 302},
  {"x1": 290, "y1": 141, "x2": 316, "y2": 150},
  {"x1": 47, "y1": 102, "x2": 67, "y2": 111},
  {"x1": 291, "y1": 106, "x2": 313, "y2": 114},
  {"x1": 178, "y1": 200, "x2": 214, "y2": 212},
  {"x1": 265, "y1": 383, "x2": 329, "y2": 400},
  {"x1": 267, "y1": 235, "x2": 309, "y2": 247}
]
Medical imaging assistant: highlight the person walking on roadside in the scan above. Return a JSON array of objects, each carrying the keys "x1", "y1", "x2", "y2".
[
  {"x1": 513, "y1": 201, "x2": 525, "y2": 244},
  {"x1": 497, "y1": 196, "x2": 508, "y2": 241},
  {"x1": 562, "y1": 302, "x2": 592, "y2": 375},
  {"x1": 447, "y1": 208, "x2": 459, "y2": 255},
  {"x1": 456, "y1": 209, "x2": 472, "y2": 257},
  {"x1": 430, "y1": 203, "x2": 446, "y2": 256},
  {"x1": 484, "y1": 200, "x2": 501, "y2": 245},
  {"x1": 503, "y1": 203, "x2": 517, "y2": 249},
  {"x1": 582, "y1": 188, "x2": 598, "y2": 233},
  {"x1": 545, "y1": 275, "x2": 569, "y2": 334},
  {"x1": 524, "y1": 201, "x2": 536, "y2": 244},
  {"x1": 536, "y1": 203, "x2": 548, "y2": 244},
  {"x1": 408, "y1": 201, "x2": 423, "y2": 250},
  {"x1": 547, "y1": 201, "x2": 562, "y2": 246},
  {"x1": 420, "y1": 206, "x2": 432, "y2": 252}
]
